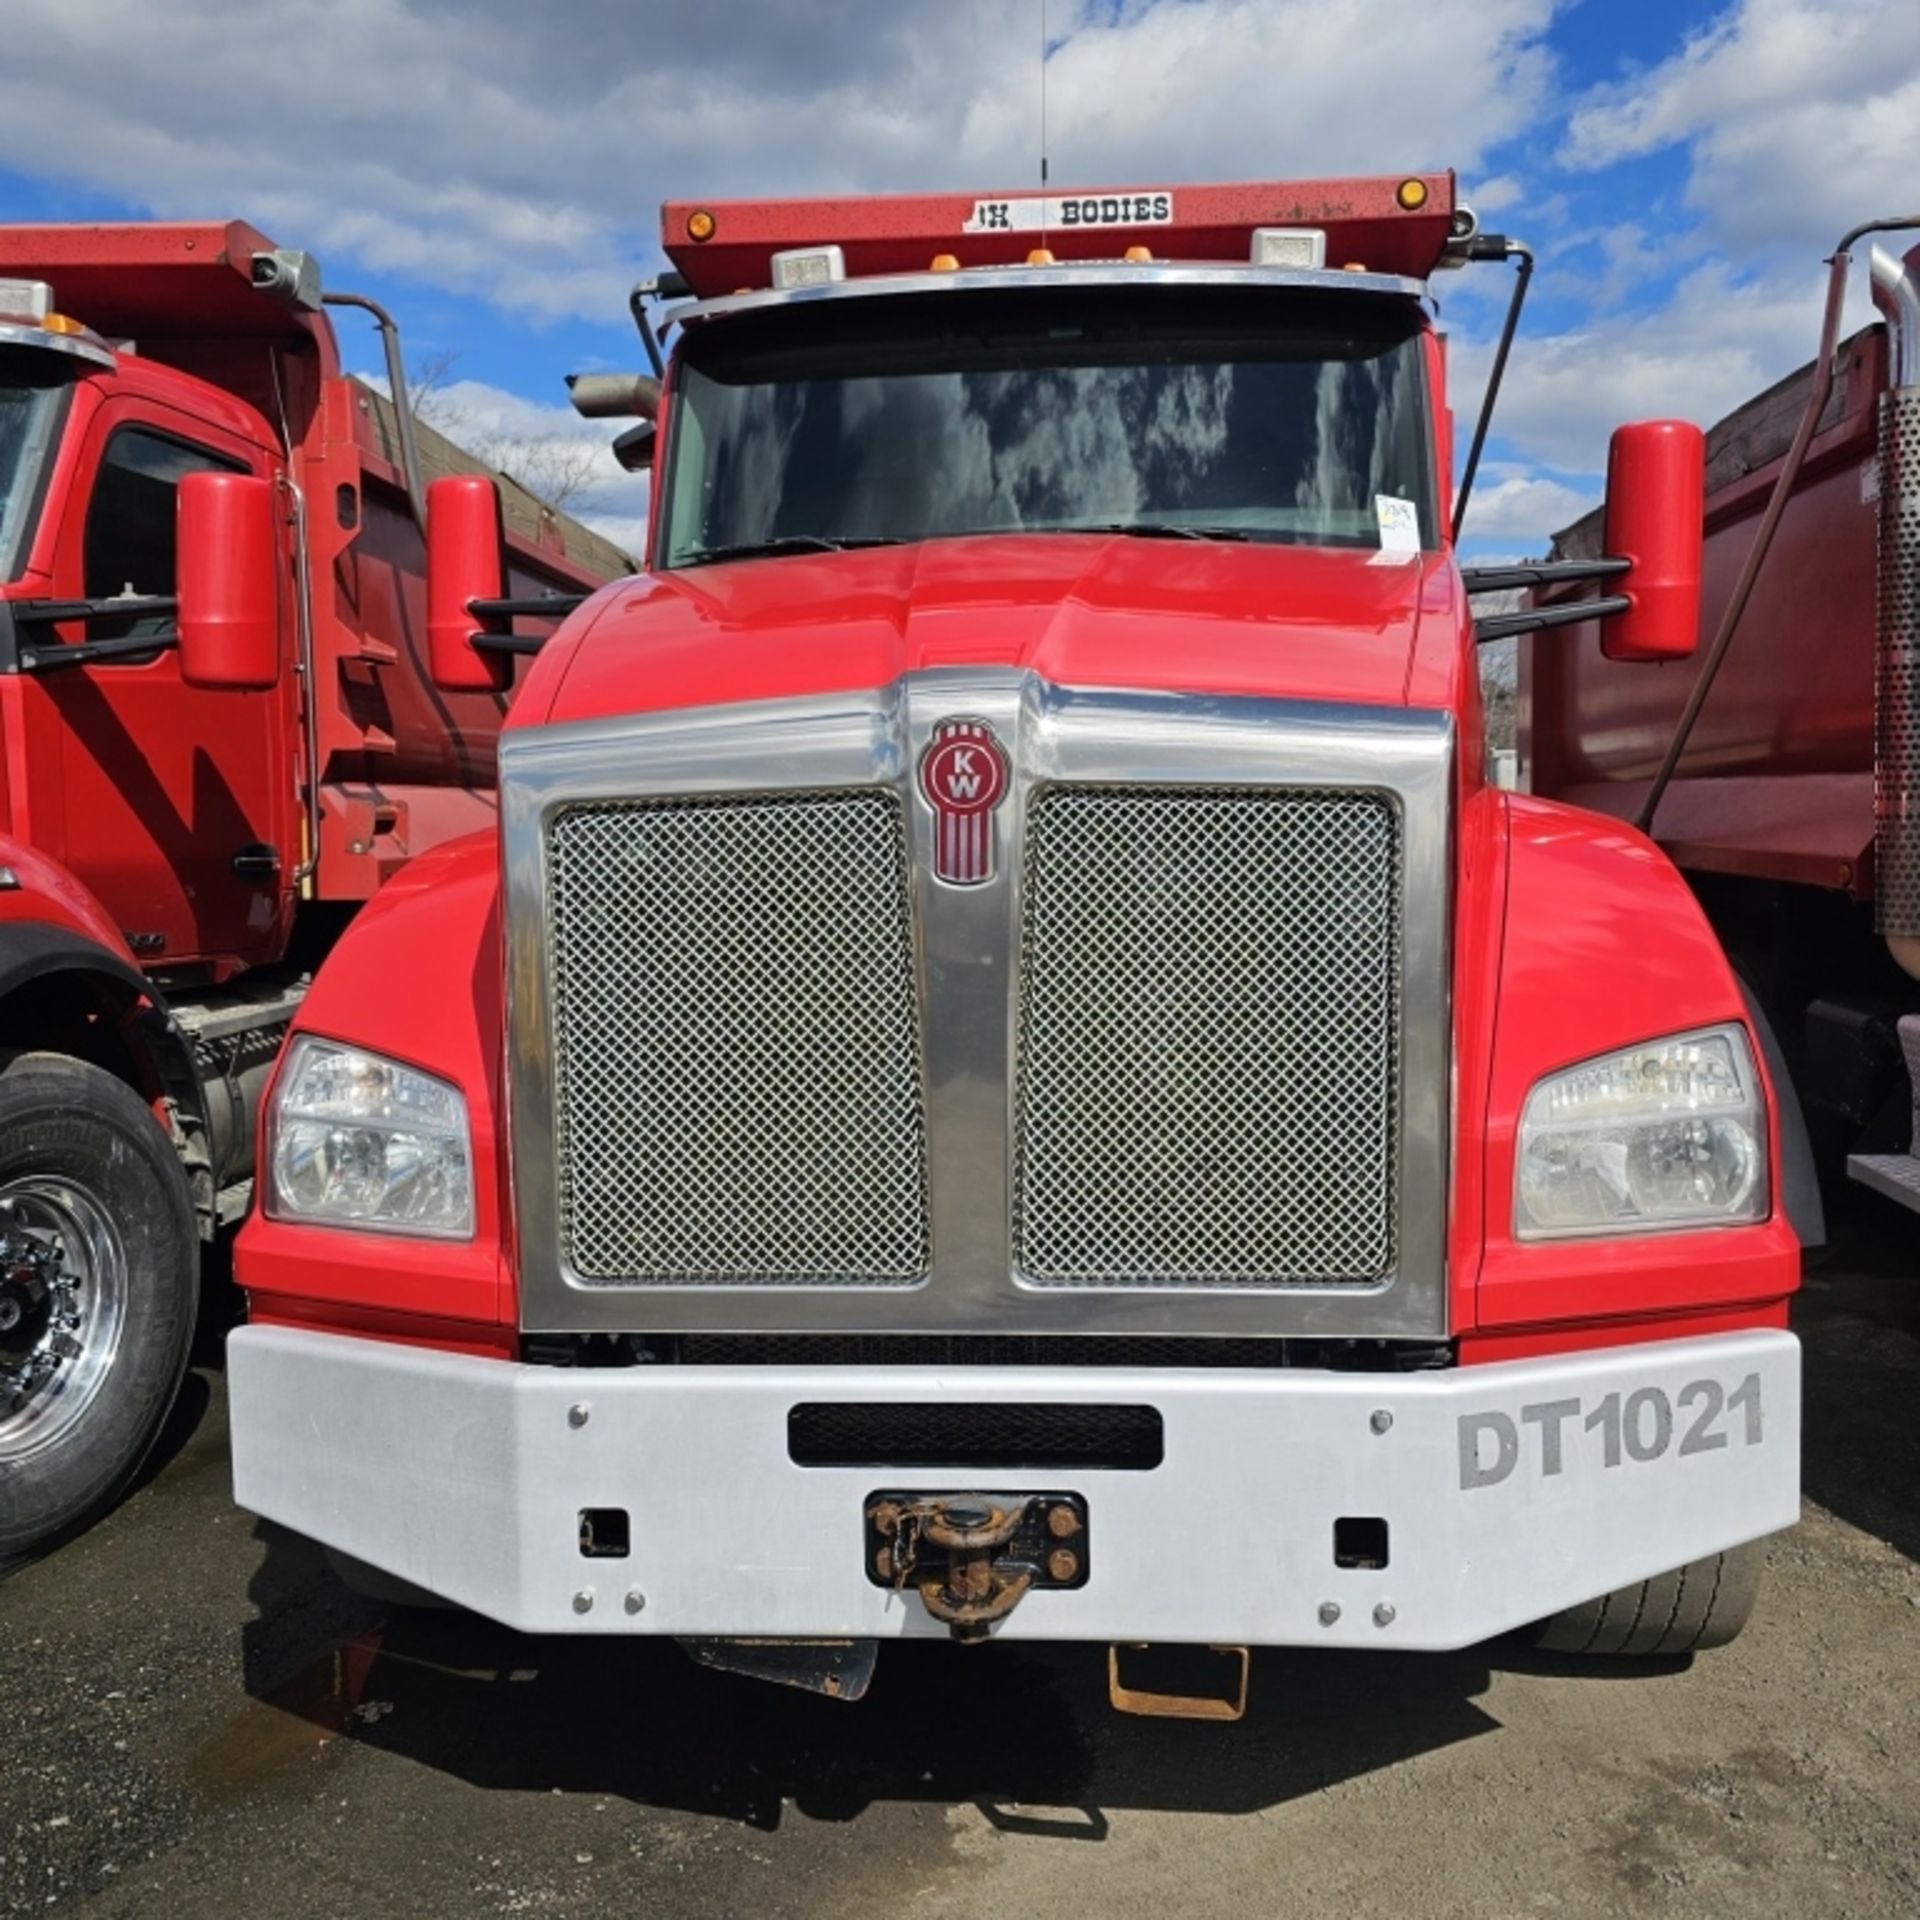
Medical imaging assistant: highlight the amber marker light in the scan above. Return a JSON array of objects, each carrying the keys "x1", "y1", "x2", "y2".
[
  {"x1": 1396, "y1": 178, "x2": 1429, "y2": 211},
  {"x1": 685, "y1": 209, "x2": 717, "y2": 242},
  {"x1": 1027, "y1": 247, "x2": 1056, "y2": 265},
  {"x1": 40, "y1": 313, "x2": 87, "y2": 334},
  {"x1": 1124, "y1": 245, "x2": 1154, "y2": 263},
  {"x1": 929, "y1": 253, "x2": 960, "y2": 272}
]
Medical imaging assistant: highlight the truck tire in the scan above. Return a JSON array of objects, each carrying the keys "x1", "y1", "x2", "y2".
[
  {"x1": 1530, "y1": 1543, "x2": 1764, "y2": 1656},
  {"x1": 0, "y1": 1053, "x2": 197, "y2": 1559}
]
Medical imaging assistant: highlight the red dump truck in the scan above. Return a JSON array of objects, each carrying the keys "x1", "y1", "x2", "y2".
[
  {"x1": 1525, "y1": 227, "x2": 1920, "y2": 1237},
  {"x1": 0, "y1": 222, "x2": 628, "y2": 1559},
  {"x1": 228, "y1": 176, "x2": 1803, "y2": 1717}
]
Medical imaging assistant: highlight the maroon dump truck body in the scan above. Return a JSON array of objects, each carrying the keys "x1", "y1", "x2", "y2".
[
  {"x1": 0, "y1": 222, "x2": 628, "y2": 1556},
  {"x1": 1524, "y1": 324, "x2": 1888, "y2": 897},
  {"x1": 1524, "y1": 244, "x2": 1920, "y2": 1235}
]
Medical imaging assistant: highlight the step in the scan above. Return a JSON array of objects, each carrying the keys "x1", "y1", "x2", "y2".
[
  {"x1": 1844, "y1": 1013, "x2": 1920, "y2": 1215},
  {"x1": 1848, "y1": 1151, "x2": 1920, "y2": 1216}
]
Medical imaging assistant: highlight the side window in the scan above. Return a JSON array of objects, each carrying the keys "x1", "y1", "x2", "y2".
[{"x1": 83, "y1": 427, "x2": 242, "y2": 641}]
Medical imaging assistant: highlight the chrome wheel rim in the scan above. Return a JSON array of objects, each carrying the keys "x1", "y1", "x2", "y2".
[{"x1": 0, "y1": 1177, "x2": 130, "y2": 1462}]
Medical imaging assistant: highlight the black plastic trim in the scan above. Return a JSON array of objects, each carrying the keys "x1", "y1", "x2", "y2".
[
  {"x1": 789, "y1": 1401, "x2": 1164, "y2": 1470},
  {"x1": 1738, "y1": 979, "x2": 1827, "y2": 1251}
]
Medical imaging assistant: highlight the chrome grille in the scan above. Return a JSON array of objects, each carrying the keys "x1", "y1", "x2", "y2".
[
  {"x1": 546, "y1": 791, "x2": 929, "y2": 1284},
  {"x1": 1013, "y1": 786, "x2": 1401, "y2": 1287}
]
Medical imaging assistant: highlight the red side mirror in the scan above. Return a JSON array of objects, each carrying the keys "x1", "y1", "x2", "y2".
[
  {"x1": 1602, "y1": 420, "x2": 1705, "y2": 662},
  {"x1": 427, "y1": 475, "x2": 508, "y2": 692},
  {"x1": 177, "y1": 472, "x2": 280, "y2": 690}
]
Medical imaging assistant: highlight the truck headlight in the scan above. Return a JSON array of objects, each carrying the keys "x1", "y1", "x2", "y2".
[
  {"x1": 1515, "y1": 1023, "x2": 1767, "y2": 1240},
  {"x1": 266, "y1": 1036, "x2": 474, "y2": 1239}
]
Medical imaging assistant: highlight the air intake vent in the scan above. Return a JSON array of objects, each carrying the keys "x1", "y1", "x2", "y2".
[
  {"x1": 788, "y1": 1401, "x2": 1165, "y2": 1470},
  {"x1": 546, "y1": 790, "x2": 930, "y2": 1284}
]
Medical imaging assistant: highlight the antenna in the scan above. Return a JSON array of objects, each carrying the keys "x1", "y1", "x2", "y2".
[{"x1": 1039, "y1": 0, "x2": 1049, "y2": 253}]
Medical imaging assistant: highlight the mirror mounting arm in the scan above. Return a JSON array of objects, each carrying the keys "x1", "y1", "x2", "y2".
[
  {"x1": 1474, "y1": 594, "x2": 1630, "y2": 645},
  {"x1": 1451, "y1": 238, "x2": 1534, "y2": 542},
  {"x1": 17, "y1": 630, "x2": 179, "y2": 672},
  {"x1": 1466, "y1": 557, "x2": 1634, "y2": 645},
  {"x1": 465, "y1": 591, "x2": 590, "y2": 659}
]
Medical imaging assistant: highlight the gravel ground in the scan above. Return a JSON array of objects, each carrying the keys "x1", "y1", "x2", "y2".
[{"x1": 3, "y1": 1221, "x2": 1916, "y2": 1920}]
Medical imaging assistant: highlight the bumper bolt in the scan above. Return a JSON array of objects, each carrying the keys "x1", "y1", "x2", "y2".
[
  {"x1": 1373, "y1": 1601, "x2": 1396, "y2": 1628},
  {"x1": 1317, "y1": 1601, "x2": 1341, "y2": 1627},
  {"x1": 1046, "y1": 1504, "x2": 1082, "y2": 1539},
  {"x1": 1370, "y1": 1409, "x2": 1393, "y2": 1434},
  {"x1": 568, "y1": 1403, "x2": 590, "y2": 1429},
  {"x1": 573, "y1": 1588, "x2": 595, "y2": 1614},
  {"x1": 624, "y1": 1589, "x2": 646, "y2": 1615},
  {"x1": 1047, "y1": 1547, "x2": 1079, "y2": 1583}
]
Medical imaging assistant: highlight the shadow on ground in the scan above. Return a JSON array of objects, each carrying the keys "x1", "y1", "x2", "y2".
[
  {"x1": 1795, "y1": 1200, "x2": 1920, "y2": 1564},
  {"x1": 225, "y1": 1524, "x2": 1516, "y2": 1832},
  {"x1": 205, "y1": 1224, "x2": 1914, "y2": 1834}
]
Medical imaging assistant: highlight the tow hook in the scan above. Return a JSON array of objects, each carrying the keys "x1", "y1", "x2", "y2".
[{"x1": 865, "y1": 1491, "x2": 1089, "y2": 1643}]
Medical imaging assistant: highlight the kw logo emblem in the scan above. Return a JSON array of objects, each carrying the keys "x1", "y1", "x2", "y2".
[{"x1": 918, "y1": 719, "x2": 1009, "y2": 886}]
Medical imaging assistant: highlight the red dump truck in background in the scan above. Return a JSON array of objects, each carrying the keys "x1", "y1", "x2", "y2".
[
  {"x1": 226, "y1": 175, "x2": 1804, "y2": 1716},
  {"x1": 1526, "y1": 228, "x2": 1920, "y2": 1240},
  {"x1": 0, "y1": 222, "x2": 628, "y2": 1559}
]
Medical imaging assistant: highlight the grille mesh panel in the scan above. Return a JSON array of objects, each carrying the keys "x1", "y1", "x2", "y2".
[
  {"x1": 1014, "y1": 786, "x2": 1400, "y2": 1288},
  {"x1": 547, "y1": 791, "x2": 929, "y2": 1284}
]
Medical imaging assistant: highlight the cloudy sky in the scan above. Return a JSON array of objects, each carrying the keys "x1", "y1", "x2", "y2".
[{"x1": 3, "y1": 0, "x2": 1916, "y2": 559}]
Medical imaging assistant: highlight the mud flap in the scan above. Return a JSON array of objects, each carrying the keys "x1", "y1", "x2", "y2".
[{"x1": 678, "y1": 1637, "x2": 880, "y2": 1701}]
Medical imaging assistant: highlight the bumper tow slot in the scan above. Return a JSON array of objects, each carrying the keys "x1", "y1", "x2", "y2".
[
  {"x1": 1108, "y1": 1642, "x2": 1252, "y2": 1721},
  {"x1": 866, "y1": 1491, "x2": 1088, "y2": 1642}
]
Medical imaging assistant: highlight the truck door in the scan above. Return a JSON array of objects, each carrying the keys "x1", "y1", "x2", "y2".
[{"x1": 37, "y1": 399, "x2": 294, "y2": 975}]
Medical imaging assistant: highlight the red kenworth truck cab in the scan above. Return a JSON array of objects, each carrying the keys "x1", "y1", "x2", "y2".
[
  {"x1": 0, "y1": 224, "x2": 626, "y2": 1560},
  {"x1": 228, "y1": 176, "x2": 1802, "y2": 1716}
]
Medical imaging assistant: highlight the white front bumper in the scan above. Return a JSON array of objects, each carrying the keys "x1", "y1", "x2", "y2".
[{"x1": 228, "y1": 1325, "x2": 1799, "y2": 1650}]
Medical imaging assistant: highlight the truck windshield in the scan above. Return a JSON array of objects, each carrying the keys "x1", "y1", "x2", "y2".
[
  {"x1": 0, "y1": 362, "x2": 71, "y2": 581},
  {"x1": 660, "y1": 283, "x2": 1436, "y2": 569}
]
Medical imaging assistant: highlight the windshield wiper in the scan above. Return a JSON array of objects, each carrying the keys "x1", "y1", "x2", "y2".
[
  {"x1": 677, "y1": 534, "x2": 904, "y2": 567},
  {"x1": 1024, "y1": 522, "x2": 1254, "y2": 542}
]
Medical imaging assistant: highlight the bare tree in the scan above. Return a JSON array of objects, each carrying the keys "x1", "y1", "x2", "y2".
[
  {"x1": 407, "y1": 351, "x2": 603, "y2": 513},
  {"x1": 406, "y1": 346, "x2": 464, "y2": 426}
]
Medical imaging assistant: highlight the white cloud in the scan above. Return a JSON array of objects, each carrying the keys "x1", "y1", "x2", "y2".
[
  {"x1": 1450, "y1": 255, "x2": 1839, "y2": 476},
  {"x1": 1561, "y1": 0, "x2": 1920, "y2": 256},
  {"x1": 1466, "y1": 174, "x2": 1525, "y2": 215},
  {"x1": 0, "y1": 0, "x2": 1560, "y2": 323},
  {"x1": 1456, "y1": 469, "x2": 1597, "y2": 545}
]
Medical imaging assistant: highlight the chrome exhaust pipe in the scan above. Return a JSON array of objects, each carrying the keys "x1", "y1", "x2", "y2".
[
  {"x1": 1870, "y1": 244, "x2": 1920, "y2": 978},
  {"x1": 565, "y1": 371, "x2": 661, "y2": 420}
]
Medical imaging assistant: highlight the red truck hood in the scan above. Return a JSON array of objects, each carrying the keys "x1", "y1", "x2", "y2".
[{"x1": 533, "y1": 536, "x2": 1431, "y2": 726}]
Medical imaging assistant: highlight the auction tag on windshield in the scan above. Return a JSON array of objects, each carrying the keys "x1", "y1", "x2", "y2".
[{"x1": 1375, "y1": 494, "x2": 1421, "y2": 554}]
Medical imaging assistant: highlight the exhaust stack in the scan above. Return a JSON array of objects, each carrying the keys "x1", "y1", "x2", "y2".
[{"x1": 1870, "y1": 244, "x2": 1920, "y2": 977}]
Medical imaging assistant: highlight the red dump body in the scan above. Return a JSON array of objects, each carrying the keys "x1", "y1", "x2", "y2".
[
  {"x1": 0, "y1": 221, "x2": 629, "y2": 980},
  {"x1": 1523, "y1": 323, "x2": 1888, "y2": 899}
]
